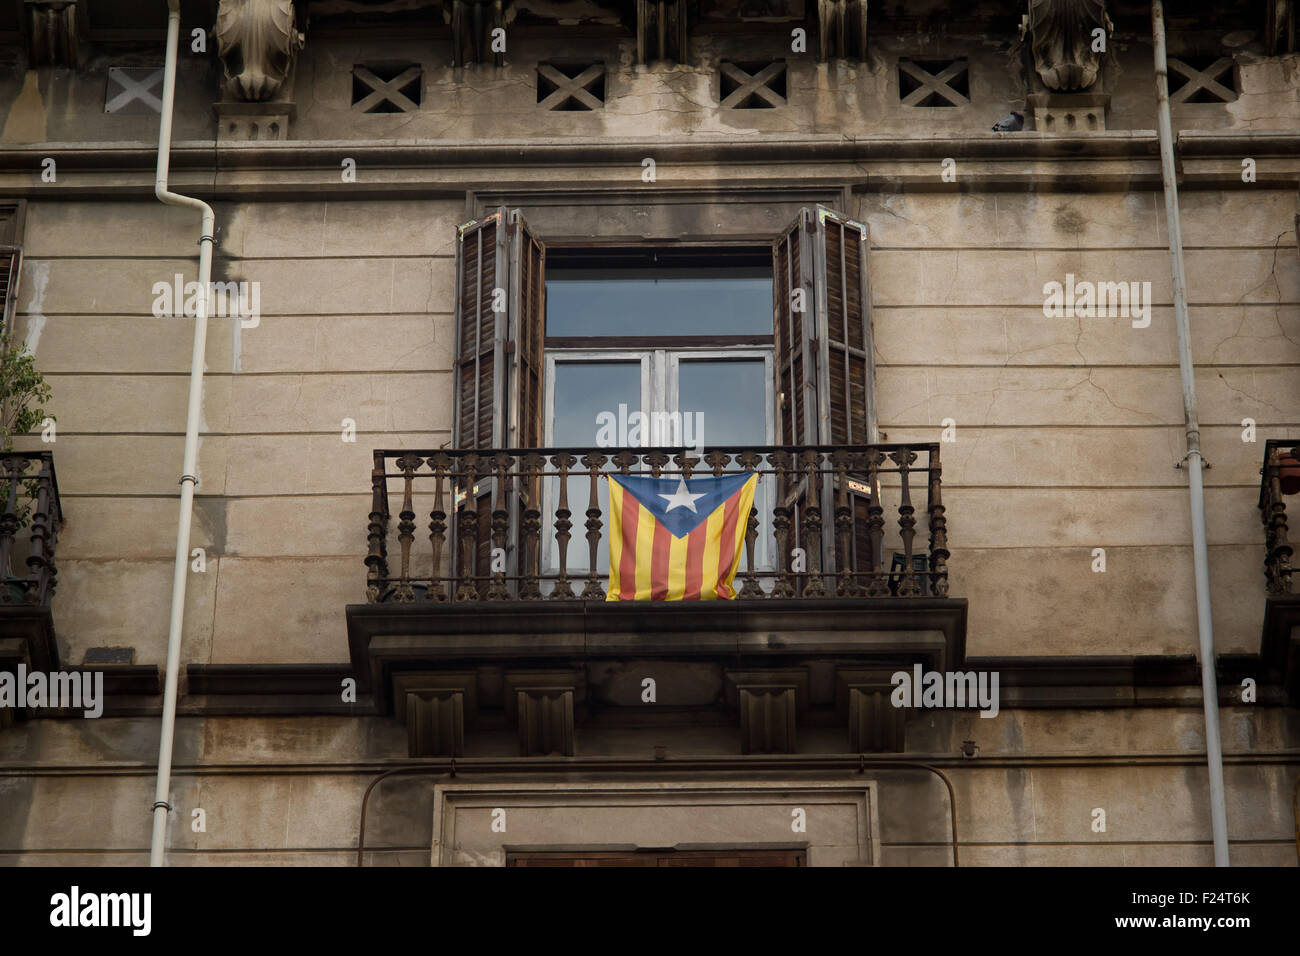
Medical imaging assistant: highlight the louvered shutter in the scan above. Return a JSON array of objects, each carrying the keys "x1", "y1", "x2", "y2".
[
  {"x1": 773, "y1": 207, "x2": 875, "y2": 445},
  {"x1": 771, "y1": 206, "x2": 877, "y2": 579},
  {"x1": 0, "y1": 245, "x2": 22, "y2": 339},
  {"x1": 454, "y1": 210, "x2": 508, "y2": 450},
  {"x1": 507, "y1": 211, "x2": 545, "y2": 450},
  {"x1": 451, "y1": 208, "x2": 546, "y2": 591},
  {"x1": 772, "y1": 210, "x2": 817, "y2": 447},
  {"x1": 816, "y1": 208, "x2": 874, "y2": 445}
]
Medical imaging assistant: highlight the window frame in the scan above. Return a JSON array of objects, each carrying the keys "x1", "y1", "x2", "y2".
[{"x1": 541, "y1": 346, "x2": 776, "y2": 577}]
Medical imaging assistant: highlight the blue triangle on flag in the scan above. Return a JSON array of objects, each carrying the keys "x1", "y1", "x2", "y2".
[{"x1": 611, "y1": 472, "x2": 754, "y2": 538}]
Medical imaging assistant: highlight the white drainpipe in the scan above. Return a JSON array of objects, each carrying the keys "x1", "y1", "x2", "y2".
[
  {"x1": 149, "y1": 0, "x2": 215, "y2": 867},
  {"x1": 1152, "y1": 0, "x2": 1230, "y2": 866}
]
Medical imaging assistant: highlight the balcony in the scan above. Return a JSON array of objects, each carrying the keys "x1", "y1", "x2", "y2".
[
  {"x1": 360, "y1": 443, "x2": 949, "y2": 604},
  {"x1": 1258, "y1": 440, "x2": 1300, "y2": 704},
  {"x1": 0, "y1": 451, "x2": 63, "y2": 726},
  {"x1": 345, "y1": 444, "x2": 967, "y2": 756}
]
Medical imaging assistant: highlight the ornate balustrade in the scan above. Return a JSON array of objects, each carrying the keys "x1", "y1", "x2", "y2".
[
  {"x1": 364, "y1": 443, "x2": 947, "y2": 604},
  {"x1": 1260, "y1": 439, "x2": 1296, "y2": 594},
  {"x1": 0, "y1": 451, "x2": 61, "y2": 607}
]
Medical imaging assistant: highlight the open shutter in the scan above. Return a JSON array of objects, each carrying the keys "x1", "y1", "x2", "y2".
[
  {"x1": 771, "y1": 206, "x2": 877, "y2": 582},
  {"x1": 507, "y1": 210, "x2": 545, "y2": 450},
  {"x1": 0, "y1": 245, "x2": 22, "y2": 339},
  {"x1": 451, "y1": 208, "x2": 546, "y2": 594},
  {"x1": 772, "y1": 210, "x2": 817, "y2": 446},
  {"x1": 773, "y1": 206, "x2": 875, "y2": 446},
  {"x1": 453, "y1": 210, "x2": 509, "y2": 450},
  {"x1": 815, "y1": 208, "x2": 874, "y2": 445}
]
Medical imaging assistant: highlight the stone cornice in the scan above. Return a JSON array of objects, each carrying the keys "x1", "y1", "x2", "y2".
[{"x1": 0, "y1": 131, "x2": 1296, "y2": 196}]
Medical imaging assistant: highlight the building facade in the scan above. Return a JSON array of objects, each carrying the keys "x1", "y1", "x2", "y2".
[{"x1": 0, "y1": 0, "x2": 1298, "y2": 866}]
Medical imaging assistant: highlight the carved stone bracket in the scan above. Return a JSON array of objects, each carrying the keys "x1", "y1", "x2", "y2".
[
  {"x1": 1026, "y1": 91, "x2": 1109, "y2": 132},
  {"x1": 214, "y1": 101, "x2": 296, "y2": 142},
  {"x1": 726, "y1": 668, "x2": 808, "y2": 754},
  {"x1": 505, "y1": 668, "x2": 584, "y2": 756},
  {"x1": 25, "y1": 0, "x2": 80, "y2": 69},
  {"x1": 1019, "y1": 0, "x2": 1112, "y2": 93},
  {"x1": 393, "y1": 672, "x2": 478, "y2": 757},
  {"x1": 216, "y1": 0, "x2": 306, "y2": 103},
  {"x1": 816, "y1": 0, "x2": 867, "y2": 64},
  {"x1": 836, "y1": 667, "x2": 906, "y2": 753}
]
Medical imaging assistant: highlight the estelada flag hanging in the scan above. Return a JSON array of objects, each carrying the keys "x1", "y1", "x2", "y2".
[{"x1": 606, "y1": 472, "x2": 759, "y2": 601}]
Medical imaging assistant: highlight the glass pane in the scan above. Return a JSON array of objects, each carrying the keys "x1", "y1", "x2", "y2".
[
  {"x1": 547, "y1": 361, "x2": 641, "y2": 575},
  {"x1": 677, "y1": 358, "x2": 772, "y2": 569},
  {"x1": 553, "y1": 361, "x2": 641, "y2": 446},
  {"x1": 547, "y1": 267, "x2": 773, "y2": 337},
  {"x1": 677, "y1": 359, "x2": 767, "y2": 448}
]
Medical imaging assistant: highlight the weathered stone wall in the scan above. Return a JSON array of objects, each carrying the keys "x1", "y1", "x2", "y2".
[
  {"x1": 0, "y1": 17, "x2": 1297, "y2": 866},
  {"x1": 2, "y1": 706, "x2": 1296, "y2": 864},
  {"x1": 863, "y1": 187, "x2": 1300, "y2": 657}
]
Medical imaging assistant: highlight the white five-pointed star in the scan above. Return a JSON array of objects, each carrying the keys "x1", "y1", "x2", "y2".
[{"x1": 658, "y1": 479, "x2": 707, "y2": 513}]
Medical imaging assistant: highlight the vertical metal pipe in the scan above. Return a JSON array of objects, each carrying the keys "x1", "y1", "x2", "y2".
[
  {"x1": 1152, "y1": 0, "x2": 1230, "y2": 866},
  {"x1": 151, "y1": 0, "x2": 216, "y2": 867}
]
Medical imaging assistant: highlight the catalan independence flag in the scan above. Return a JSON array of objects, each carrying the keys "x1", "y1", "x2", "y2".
[{"x1": 606, "y1": 472, "x2": 758, "y2": 601}]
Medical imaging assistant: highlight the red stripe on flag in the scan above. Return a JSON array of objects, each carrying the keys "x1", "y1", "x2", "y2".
[
  {"x1": 618, "y1": 484, "x2": 640, "y2": 600},
  {"x1": 683, "y1": 522, "x2": 706, "y2": 600},
  {"x1": 650, "y1": 520, "x2": 671, "y2": 600},
  {"x1": 714, "y1": 489, "x2": 742, "y2": 599}
]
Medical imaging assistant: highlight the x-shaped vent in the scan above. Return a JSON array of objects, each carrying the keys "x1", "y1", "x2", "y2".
[
  {"x1": 1167, "y1": 56, "x2": 1236, "y2": 104},
  {"x1": 105, "y1": 67, "x2": 163, "y2": 114},
  {"x1": 352, "y1": 64, "x2": 422, "y2": 113},
  {"x1": 719, "y1": 61, "x2": 787, "y2": 109},
  {"x1": 898, "y1": 59, "x2": 969, "y2": 108},
  {"x1": 537, "y1": 63, "x2": 606, "y2": 110}
]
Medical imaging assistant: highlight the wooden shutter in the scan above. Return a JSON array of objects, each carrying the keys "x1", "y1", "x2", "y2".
[
  {"x1": 772, "y1": 206, "x2": 876, "y2": 579},
  {"x1": 816, "y1": 208, "x2": 874, "y2": 445},
  {"x1": 772, "y1": 206, "x2": 875, "y2": 446},
  {"x1": 451, "y1": 208, "x2": 546, "y2": 589},
  {"x1": 772, "y1": 210, "x2": 817, "y2": 447},
  {"x1": 453, "y1": 210, "x2": 509, "y2": 450},
  {"x1": 507, "y1": 210, "x2": 545, "y2": 449},
  {"x1": 452, "y1": 208, "x2": 547, "y2": 450},
  {"x1": 0, "y1": 245, "x2": 22, "y2": 339}
]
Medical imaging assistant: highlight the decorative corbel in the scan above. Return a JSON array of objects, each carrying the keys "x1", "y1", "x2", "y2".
[
  {"x1": 215, "y1": 0, "x2": 306, "y2": 102},
  {"x1": 25, "y1": 0, "x2": 81, "y2": 69},
  {"x1": 1018, "y1": 0, "x2": 1112, "y2": 92}
]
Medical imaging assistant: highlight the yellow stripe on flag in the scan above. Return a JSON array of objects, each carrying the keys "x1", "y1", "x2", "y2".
[
  {"x1": 699, "y1": 507, "x2": 724, "y2": 600},
  {"x1": 717, "y1": 474, "x2": 758, "y2": 599}
]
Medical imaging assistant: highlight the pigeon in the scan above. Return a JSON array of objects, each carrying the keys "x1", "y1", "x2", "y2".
[{"x1": 991, "y1": 111, "x2": 1024, "y2": 132}]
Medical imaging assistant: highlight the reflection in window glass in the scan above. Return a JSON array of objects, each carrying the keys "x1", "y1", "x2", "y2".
[
  {"x1": 678, "y1": 358, "x2": 771, "y2": 568},
  {"x1": 547, "y1": 268, "x2": 773, "y2": 337},
  {"x1": 677, "y1": 360, "x2": 767, "y2": 448},
  {"x1": 547, "y1": 361, "x2": 641, "y2": 574}
]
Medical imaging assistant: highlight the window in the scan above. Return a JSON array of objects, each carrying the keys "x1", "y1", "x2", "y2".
[
  {"x1": 542, "y1": 249, "x2": 775, "y2": 574},
  {"x1": 0, "y1": 200, "x2": 26, "y2": 338},
  {"x1": 450, "y1": 204, "x2": 876, "y2": 587}
]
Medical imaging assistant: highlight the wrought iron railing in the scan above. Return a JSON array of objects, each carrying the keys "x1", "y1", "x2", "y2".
[
  {"x1": 365, "y1": 444, "x2": 947, "y2": 603},
  {"x1": 1260, "y1": 439, "x2": 1295, "y2": 594},
  {"x1": 0, "y1": 451, "x2": 62, "y2": 606}
]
